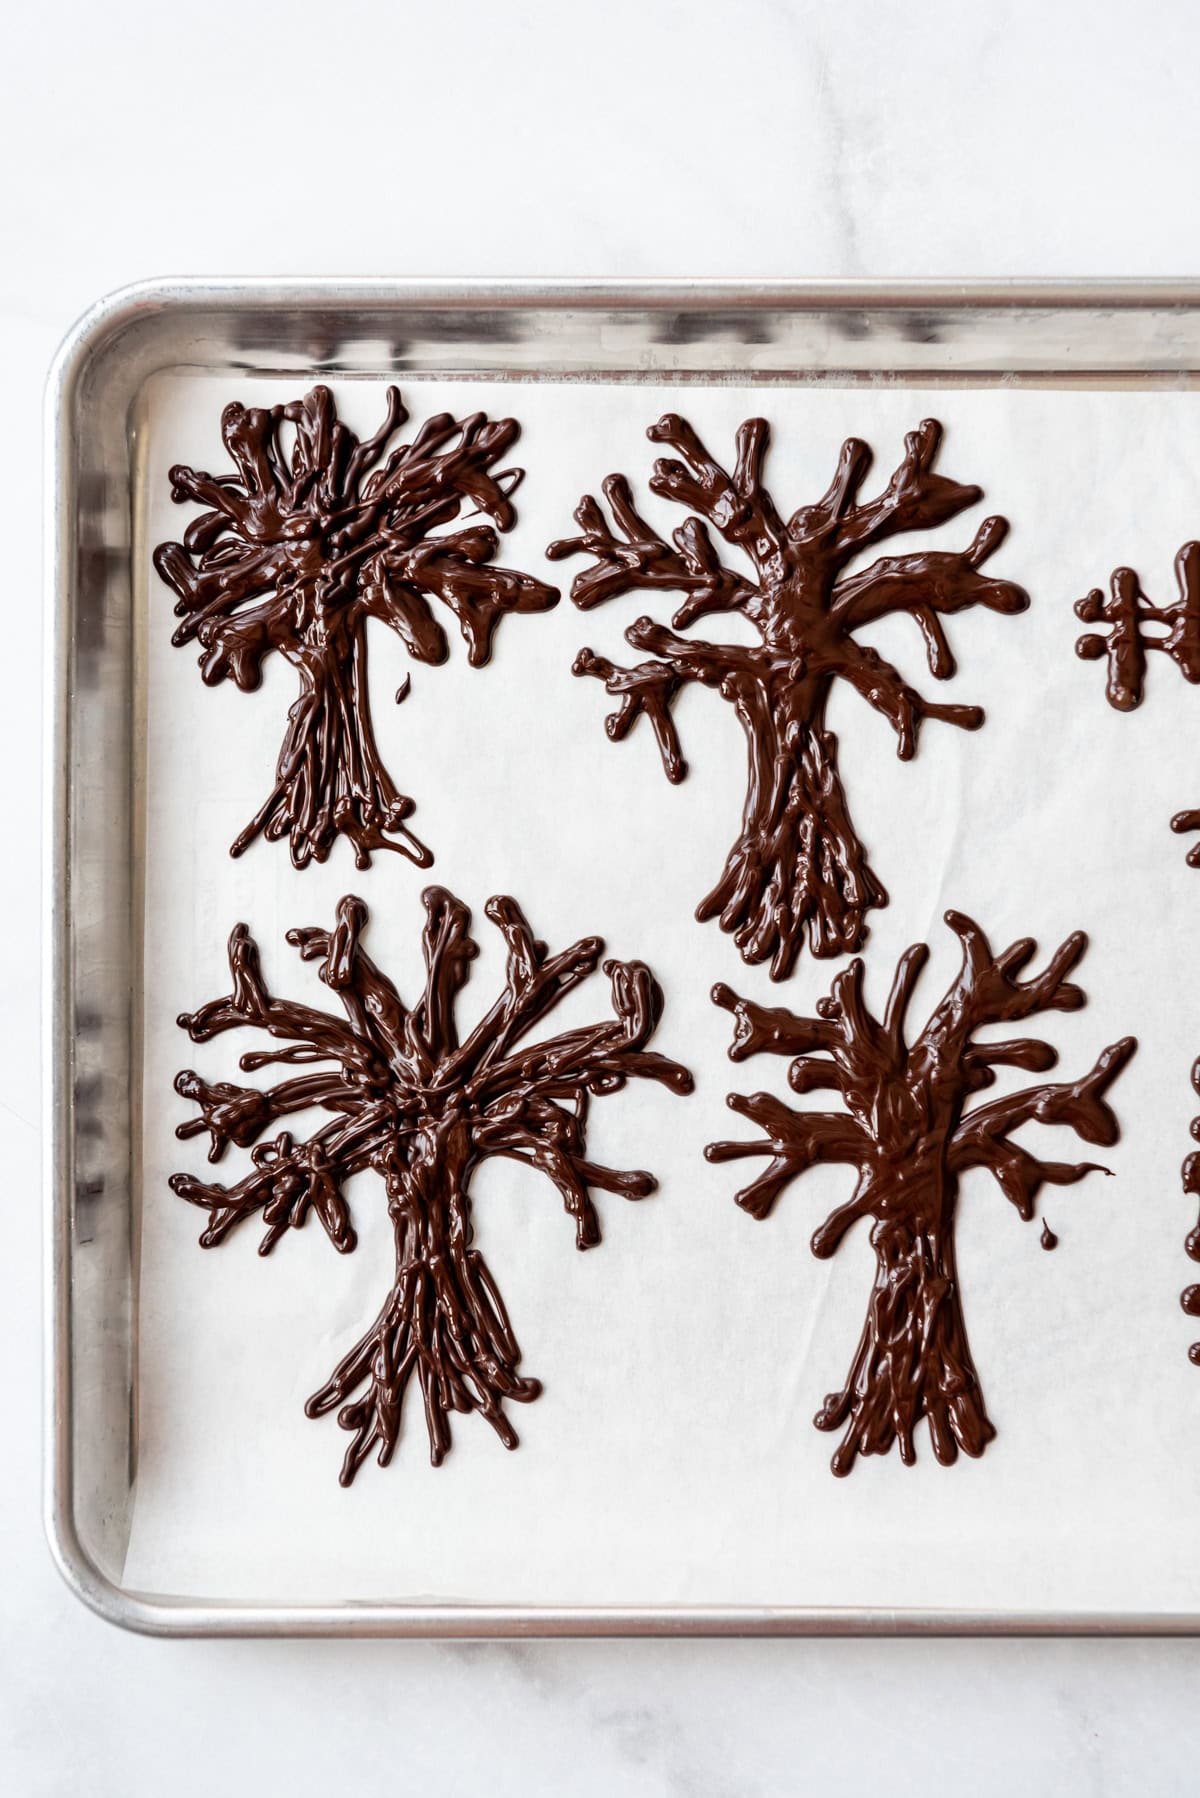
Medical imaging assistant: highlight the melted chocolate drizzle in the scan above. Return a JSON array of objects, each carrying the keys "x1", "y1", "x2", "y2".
[
  {"x1": 706, "y1": 910, "x2": 1135, "y2": 1474},
  {"x1": 1180, "y1": 1056, "x2": 1200, "y2": 1363},
  {"x1": 1075, "y1": 543, "x2": 1200, "y2": 864},
  {"x1": 1040, "y1": 1219, "x2": 1058, "y2": 1251},
  {"x1": 549, "y1": 417, "x2": 1028, "y2": 977},
  {"x1": 155, "y1": 386, "x2": 559, "y2": 871},
  {"x1": 171, "y1": 889, "x2": 692, "y2": 1484}
]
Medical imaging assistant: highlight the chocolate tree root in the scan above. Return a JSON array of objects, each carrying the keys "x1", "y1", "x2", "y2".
[
  {"x1": 233, "y1": 631, "x2": 431, "y2": 871},
  {"x1": 698, "y1": 719, "x2": 886, "y2": 974},
  {"x1": 814, "y1": 1217, "x2": 994, "y2": 1475},
  {"x1": 306, "y1": 1233, "x2": 541, "y2": 1486}
]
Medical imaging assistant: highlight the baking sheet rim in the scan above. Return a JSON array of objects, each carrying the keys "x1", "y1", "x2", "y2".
[{"x1": 44, "y1": 275, "x2": 1200, "y2": 1637}]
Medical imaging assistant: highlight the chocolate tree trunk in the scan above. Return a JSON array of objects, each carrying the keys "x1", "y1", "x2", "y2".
[
  {"x1": 814, "y1": 1162, "x2": 995, "y2": 1474},
  {"x1": 305, "y1": 1119, "x2": 540, "y2": 1485},
  {"x1": 698, "y1": 670, "x2": 886, "y2": 973},
  {"x1": 235, "y1": 615, "x2": 428, "y2": 872}
]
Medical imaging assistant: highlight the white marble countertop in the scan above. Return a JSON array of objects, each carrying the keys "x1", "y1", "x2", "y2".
[{"x1": 6, "y1": 1, "x2": 1200, "y2": 1789}]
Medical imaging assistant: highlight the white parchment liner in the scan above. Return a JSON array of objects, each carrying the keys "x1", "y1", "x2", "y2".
[{"x1": 125, "y1": 377, "x2": 1200, "y2": 1611}]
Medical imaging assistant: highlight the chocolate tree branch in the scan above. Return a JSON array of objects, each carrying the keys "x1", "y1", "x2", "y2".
[
  {"x1": 572, "y1": 647, "x2": 690, "y2": 782},
  {"x1": 711, "y1": 981, "x2": 841, "y2": 1063},
  {"x1": 155, "y1": 385, "x2": 558, "y2": 870},
  {"x1": 708, "y1": 910, "x2": 1136, "y2": 1474},
  {"x1": 171, "y1": 889, "x2": 691, "y2": 1482},
  {"x1": 825, "y1": 634, "x2": 984, "y2": 760},
  {"x1": 173, "y1": 1068, "x2": 353, "y2": 1162},
  {"x1": 1171, "y1": 807, "x2": 1200, "y2": 868},
  {"x1": 882, "y1": 942, "x2": 931, "y2": 1043},
  {"x1": 474, "y1": 1106, "x2": 656, "y2": 1251},
  {"x1": 819, "y1": 418, "x2": 983, "y2": 564},
  {"x1": 554, "y1": 414, "x2": 1028, "y2": 971},
  {"x1": 920, "y1": 910, "x2": 1088, "y2": 1053},
  {"x1": 952, "y1": 1036, "x2": 1135, "y2": 1156},
  {"x1": 547, "y1": 473, "x2": 755, "y2": 620},
  {"x1": 480, "y1": 955, "x2": 692, "y2": 1105},
  {"x1": 170, "y1": 1126, "x2": 365, "y2": 1256},
  {"x1": 832, "y1": 515, "x2": 1029, "y2": 668},
  {"x1": 705, "y1": 1095, "x2": 866, "y2": 1221},
  {"x1": 178, "y1": 921, "x2": 382, "y2": 1082},
  {"x1": 950, "y1": 1036, "x2": 1138, "y2": 1216},
  {"x1": 444, "y1": 903, "x2": 610, "y2": 1092},
  {"x1": 647, "y1": 414, "x2": 789, "y2": 577},
  {"x1": 572, "y1": 622, "x2": 757, "y2": 784}
]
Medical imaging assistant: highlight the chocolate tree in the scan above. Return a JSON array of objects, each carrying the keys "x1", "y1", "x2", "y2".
[
  {"x1": 155, "y1": 385, "x2": 558, "y2": 870},
  {"x1": 707, "y1": 911, "x2": 1136, "y2": 1473},
  {"x1": 1075, "y1": 542, "x2": 1200, "y2": 862},
  {"x1": 549, "y1": 416, "x2": 1029, "y2": 976},
  {"x1": 171, "y1": 889, "x2": 692, "y2": 1483}
]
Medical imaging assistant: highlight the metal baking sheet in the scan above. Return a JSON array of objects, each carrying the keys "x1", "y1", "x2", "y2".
[{"x1": 45, "y1": 279, "x2": 1200, "y2": 1636}]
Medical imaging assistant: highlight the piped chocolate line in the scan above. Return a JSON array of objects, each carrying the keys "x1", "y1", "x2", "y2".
[
  {"x1": 1180, "y1": 1056, "x2": 1200, "y2": 1364},
  {"x1": 1075, "y1": 542, "x2": 1200, "y2": 866}
]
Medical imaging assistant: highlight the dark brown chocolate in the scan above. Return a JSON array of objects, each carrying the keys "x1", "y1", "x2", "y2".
[
  {"x1": 1040, "y1": 1220, "x2": 1058, "y2": 1251},
  {"x1": 707, "y1": 911, "x2": 1135, "y2": 1474},
  {"x1": 1075, "y1": 544, "x2": 1200, "y2": 710},
  {"x1": 549, "y1": 417, "x2": 1028, "y2": 977},
  {"x1": 1180, "y1": 1056, "x2": 1200, "y2": 1361},
  {"x1": 1075, "y1": 544, "x2": 1200, "y2": 864},
  {"x1": 172, "y1": 889, "x2": 692, "y2": 1484},
  {"x1": 155, "y1": 386, "x2": 558, "y2": 871}
]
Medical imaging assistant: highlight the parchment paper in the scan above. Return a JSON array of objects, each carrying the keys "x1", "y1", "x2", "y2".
[{"x1": 124, "y1": 375, "x2": 1200, "y2": 1612}]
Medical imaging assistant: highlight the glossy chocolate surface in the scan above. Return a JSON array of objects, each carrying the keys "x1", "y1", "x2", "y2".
[
  {"x1": 1076, "y1": 542, "x2": 1200, "y2": 865},
  {"x1": 550, "y1": 417, "x2": 1028, "y2": 977},
  {"x1": 707, "y1": 910, "x2": 1135, "y2": 1474},
  {"x1": 1180, "y1": 1056, "x2": 1200, "y2": 1362},
  {"x1": 172, "y1": 889, "x2": 692, "y2": 1483}
]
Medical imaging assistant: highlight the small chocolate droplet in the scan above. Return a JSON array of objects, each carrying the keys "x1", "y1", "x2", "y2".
[
  {"x1": 1182, "y1": 1285, "x2": 1200, "y2": 1318},
  {"x1": 1040, "y1": 1220, "x2": 1058, "y2": 1251},
  {"x1": 1190, "y1": 1343, "x2": 1200, "y2": 1367}
]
